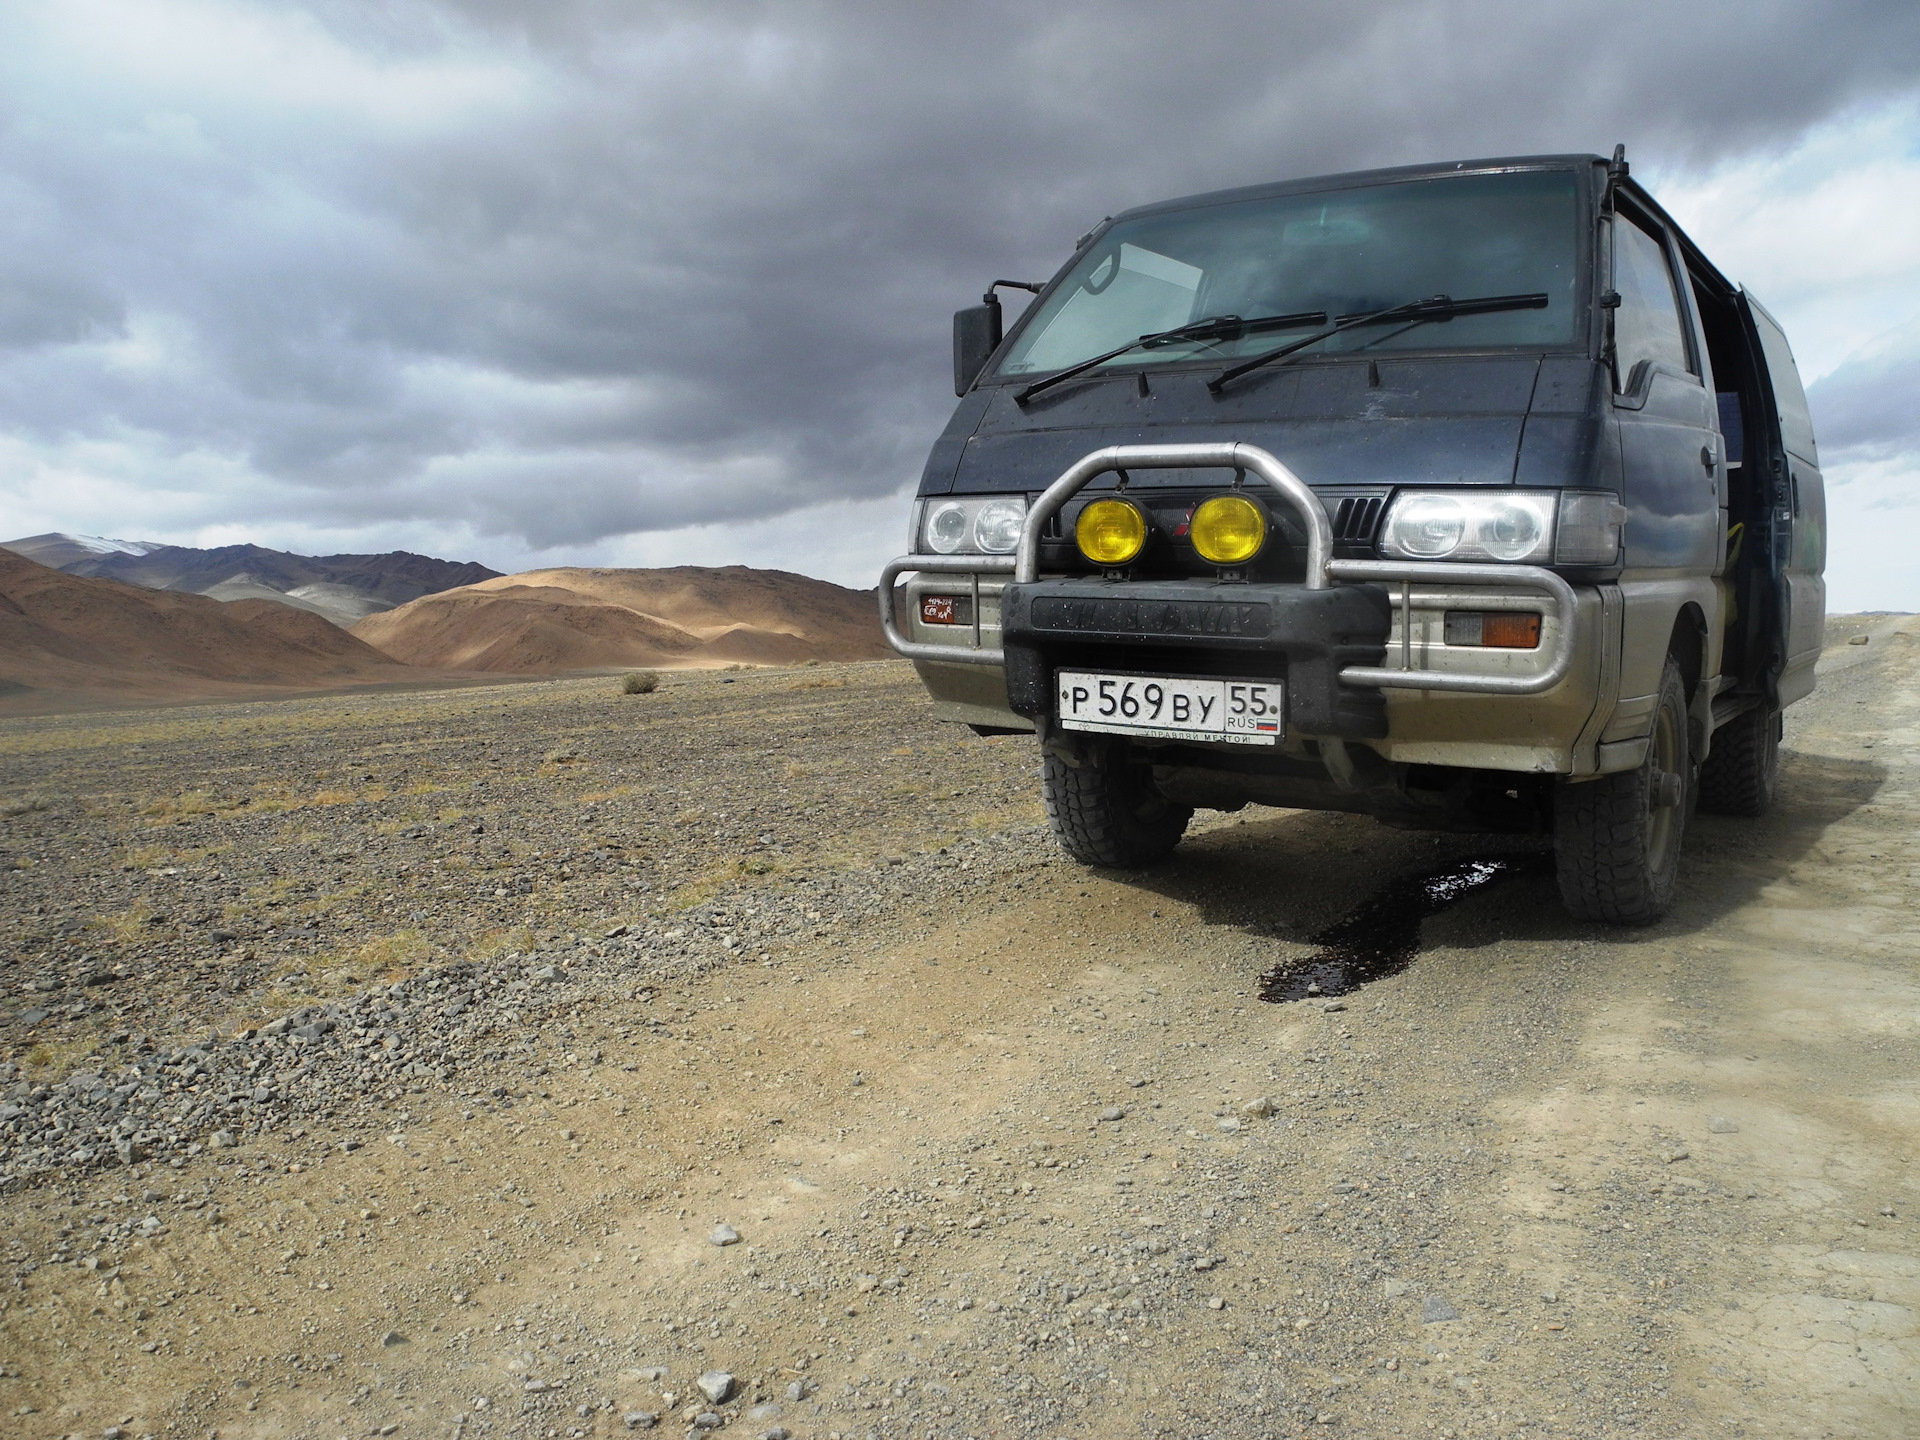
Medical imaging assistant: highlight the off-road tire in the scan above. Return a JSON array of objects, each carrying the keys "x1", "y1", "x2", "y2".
[
  {"x1": 1554, "y1": 657, "x2": 1690, "y2": 925},
  {"x1": 1696, "y1": 704, "x2": 1780, "y2": 817},
  {"x1": 1041, "y1": 734, "x2": 1192, "y2": 868}
]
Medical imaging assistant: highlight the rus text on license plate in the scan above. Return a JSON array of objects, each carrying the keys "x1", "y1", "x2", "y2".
[{"x1": 1054, "y1": 670, "x2": 1283, "y2": 745}]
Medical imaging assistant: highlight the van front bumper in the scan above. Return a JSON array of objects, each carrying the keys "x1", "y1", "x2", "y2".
[{"x1": 880, "y1": 442, "x2": 1621, "y2": 773}]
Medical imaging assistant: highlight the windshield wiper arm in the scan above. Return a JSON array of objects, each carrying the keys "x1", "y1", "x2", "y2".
[
  {"x1": 1205, "y1": 292, "x2": 1549, "y2": 394},
  {"x1": 1014, "y1": 309, "x2": 1327, "y2": 405}
]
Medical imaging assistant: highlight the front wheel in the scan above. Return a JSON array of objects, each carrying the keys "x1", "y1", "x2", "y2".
[
  {"x1": 1554, "y1": 656, "x2": 1690, "y2": 925},
  {"x1": 1041, "y1": 734, "x2": 1192, "y2": 868}
]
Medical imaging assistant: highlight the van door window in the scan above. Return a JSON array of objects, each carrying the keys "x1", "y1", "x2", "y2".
[
  {"x1": 1747, "y1": 303, "x2": 1819, "y2": 464},
  {"x1": 1611, "y1": 216, "x2": 1692, "y2": 391}
]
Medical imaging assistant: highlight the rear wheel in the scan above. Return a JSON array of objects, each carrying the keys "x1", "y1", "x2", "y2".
[
  {"x1": 1042, "y1": 734, "x2": 1192, "y2": 867},
  {"x1": 1554, "y1": 657, "x2": 1690, "y2": 925},
  {"x1": 1697, "y1": 704, "x2": 1780, "y2": 816}
]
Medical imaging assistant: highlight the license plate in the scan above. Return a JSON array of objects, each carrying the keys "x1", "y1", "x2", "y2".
[{"x1": 1055, "y1": 670, "x2": 1283, "y2": 745}]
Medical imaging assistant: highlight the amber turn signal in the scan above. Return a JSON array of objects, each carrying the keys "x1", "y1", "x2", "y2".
[
  {"x1": 1443, "y1": 610, "x2": 1542, "y2": 649},
  {"x1": 1189, "y1": 494, "x2": 1267, "y2": 565},
  {"x1": 1076, "y1": 498, "x2": 1149, "y2": 566}
]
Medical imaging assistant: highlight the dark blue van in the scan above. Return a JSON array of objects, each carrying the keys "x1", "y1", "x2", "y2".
[{"x1": 882, "y1": 151, "x2": 1825, "y2": 924}]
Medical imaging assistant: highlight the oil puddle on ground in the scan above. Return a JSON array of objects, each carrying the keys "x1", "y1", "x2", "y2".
[{"x1": 1259, "y1": 851, "x2": 1553, "y2": 1001}]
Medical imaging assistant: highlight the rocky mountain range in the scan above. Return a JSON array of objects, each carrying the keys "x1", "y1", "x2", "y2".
[{"x1": 0, "y1": 533, "x2": 499, "y2": 627}]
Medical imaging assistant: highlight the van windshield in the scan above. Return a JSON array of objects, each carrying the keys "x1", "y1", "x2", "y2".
[{"x1": 997, "y1": 170, "x2": 1583, "y2": 378}]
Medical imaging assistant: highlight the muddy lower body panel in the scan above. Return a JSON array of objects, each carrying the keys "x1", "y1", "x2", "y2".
[{"x1": 990, "y1": 576, "x2": 1635, "y2": 821}]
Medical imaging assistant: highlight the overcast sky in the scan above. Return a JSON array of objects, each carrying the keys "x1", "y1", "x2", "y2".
[{"x1": 2, "y1": 1, "x2": 1917, "y2": 607}]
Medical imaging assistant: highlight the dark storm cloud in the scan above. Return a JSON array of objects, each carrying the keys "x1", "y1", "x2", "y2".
[
  {"x1": 3, "y1": 0, "x2": 1919, "y2": 552},
  {"x1": 1808, "y1": 324, "x2": 1920, "y2": 461}
]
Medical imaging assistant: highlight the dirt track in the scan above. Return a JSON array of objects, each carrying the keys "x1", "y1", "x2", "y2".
[{"x1": 0, "y1": 621, "x2": 1915, "y2": 1440}]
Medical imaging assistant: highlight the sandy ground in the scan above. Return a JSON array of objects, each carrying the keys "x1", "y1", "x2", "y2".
[{"x1": 0, "y1": 620, "x2": 1915, "y2": 1440}]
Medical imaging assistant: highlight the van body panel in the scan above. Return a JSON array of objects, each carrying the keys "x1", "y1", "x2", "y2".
[
  {"x1": 1741, "y1": 293, "x2": 1826, "y2": 702},
  {"x1": 1611, "y1": 576, "x2": 1721, "y2": 713},
  {"x1": 1617, "y1": 366, "x2": 1720, "y2": 576}
]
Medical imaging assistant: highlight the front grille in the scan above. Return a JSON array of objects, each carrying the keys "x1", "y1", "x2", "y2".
[{"x1": 1331, "y1": 494, "x2": 1384, "y2": 543}]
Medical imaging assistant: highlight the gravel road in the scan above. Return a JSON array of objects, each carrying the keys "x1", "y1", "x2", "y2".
[{"x1": 0, "y1": 625, "x2": 1914, "y2": 1440}]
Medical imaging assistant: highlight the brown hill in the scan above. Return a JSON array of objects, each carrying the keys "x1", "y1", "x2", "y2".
[
  {"x1": 351, "y1": 565, "x2": 890, "y2": 673},
  {"x1": 0, "y1": 548, "x2": 413, "y2": 712}
]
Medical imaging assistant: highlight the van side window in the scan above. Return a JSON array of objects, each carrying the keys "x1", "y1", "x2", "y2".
[
  {"x1": 1611, "y1": 216, "x2": 1692, "y2": 391},
  {"x1": 1747, "y1": 301, "x2": 1819, "y2": 465}
]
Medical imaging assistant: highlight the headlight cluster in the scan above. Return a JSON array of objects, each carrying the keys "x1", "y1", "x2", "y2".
[
  {"x1": 921, "y1": 496, "x2": 1028, "y2": 555},
  {"x1": 1379, "y1": 489, "x2": 1622, "y2": 566}
]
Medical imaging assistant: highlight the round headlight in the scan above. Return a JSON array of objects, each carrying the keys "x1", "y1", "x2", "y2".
[
  {"x1": 1477, "y1": 499, "x2": 1546, "y2": 561},
  {"x1": 1389, "y1": 494, "x2": 1466, "y2": 558},
  {"x1": 1076, "y1": 498, "x2": 1148, "y2": 566},
  {"x1": 924, "y1": 501, "x2": 969, "y2": 555},
  {"x1": 1190, "y1": 494, "x2": 1267, "y2": 565},
  {"x1": 973, "y1": 498, "x2": 1026, "y2": 555}
]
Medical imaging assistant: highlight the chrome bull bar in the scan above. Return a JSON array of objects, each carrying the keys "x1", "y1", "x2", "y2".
[{"x1": 878, "y1": 442, "x2": 1579, "y2": 696}]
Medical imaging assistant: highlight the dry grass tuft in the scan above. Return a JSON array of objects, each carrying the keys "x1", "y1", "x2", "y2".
[{"x1": 621, "y1": 671, "x2": 660, "y2": 695}]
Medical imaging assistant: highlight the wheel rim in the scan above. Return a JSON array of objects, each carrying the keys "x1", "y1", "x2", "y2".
[{"x1": 1646, "y1": 698, "x2": 1683, "y2": 871}]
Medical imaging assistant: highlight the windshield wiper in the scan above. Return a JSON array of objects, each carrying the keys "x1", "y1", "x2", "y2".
[
  {"x1": 1205, "y1": 292, "x2": 1549, "y2": 394},
  {"x1": 1014, "y1": 309, "x2": 1327, "y2": 405}
]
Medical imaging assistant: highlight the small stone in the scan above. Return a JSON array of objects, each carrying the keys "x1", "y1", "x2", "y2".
[
  {"x1": 340, "y1": 1139, "x2": 361, "y2": 1153},
  {"x1": 1306, "y1": 982, "x2": 1322, "y2": 996},
  {"x1": 1540, "y1": 1290, "x2": 1559, "y2": 1303},
  {"x1": 380, "y1": 1330, "x2": 407, "y2": 1347},
  {"x1": 1238, "y1": 1097, "x2": 1274, "y2": 1119},
  {"x1": 1099, "y1": 1106, "x2": 1125, "y2": 1122},
  {"x1": 1206, "y1": 1296, "x2": 1226, "y2": 1310},
  {"x1": 1663, "y1": 1148, "x2": 1691, "y2": 1164},
  {"x1": 1383, "y1": 1278, "x2": 1411, "y2": 1299},
  {"x1": 747, "y1": 1403, "x2": 782, "y2": 1421},
  {"x1": 1708, "y1": 1116, "x2": 1739, "y2": 1134},
  {"x1": 696, "y1": 1371, "x2": 734, "y2": 1404},
  {"x1": 210, "y1": 1130, "x2": 237, "y2": 1149},
  {"x1": 709, "y1": 1224, "x2": 741, "y2": 1247},
  {"x1": 623, "y1": 1414, "x2": 657, "y2": 1431},
  {"x1": 1216, "y1": 1117, "x2": 1242, "y2": 1133},
  {"x1": 1421, "y1": 1295, "x2": 1460, "y2": 1323},
  {"x1": 692, "y1": 1412, "x2": 723, "y2": 1430},
  {"x1": 784, "y1": 1382, "x2": 806, "y2": 1403},
  {"x1": 1848, "y1": 634, "x2": 1870, "y2": 645},
  {"x1": 762, "y1": 1429, "x2": 791, "y2": 1440}
]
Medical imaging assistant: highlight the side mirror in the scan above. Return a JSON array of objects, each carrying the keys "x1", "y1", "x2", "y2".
[{"x1": 952, "y1": 295, "x2": 1002, "y2": 396}]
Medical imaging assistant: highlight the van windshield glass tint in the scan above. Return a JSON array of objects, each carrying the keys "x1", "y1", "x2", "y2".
[{"x1": 997, "y1": 170, "x2": 1582, "y2": 378}]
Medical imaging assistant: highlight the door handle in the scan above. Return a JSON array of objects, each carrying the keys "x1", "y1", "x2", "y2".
[{"x1": 1699, "y1": 445, "x2": 1716, "y2": 472}]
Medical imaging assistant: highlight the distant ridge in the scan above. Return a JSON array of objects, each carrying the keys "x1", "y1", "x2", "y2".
[
  {"x1": 3, "y1": 533, "x2": 167, "y2": 567},
  {"x1": 352, "y1": 565, "x2": 891, "y2": 673},
  {"x1": 0, "y1": 548, "x2": 412, "y2": 712},
  {"x1": 0, "y1": 534, "x2": 500, "y2": 628}
]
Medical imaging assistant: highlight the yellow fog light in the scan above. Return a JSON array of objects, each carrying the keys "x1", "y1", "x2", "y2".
[
  {"x1": 1076, "y1": 498, "x2": 1148, "y2": 566},
  {"x1": 1190, "y1": 494, "x2": 1267, "y2": 564}
]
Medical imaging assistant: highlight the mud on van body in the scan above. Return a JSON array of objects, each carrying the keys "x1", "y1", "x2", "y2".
[{"x1": 882, "y1": 151, "x2": 1824, "y2": 924}]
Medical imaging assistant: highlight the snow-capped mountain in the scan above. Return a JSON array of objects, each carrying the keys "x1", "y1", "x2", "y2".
[{"x1": 3, "y1": 533, "x2": 169, "y2": 567}]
